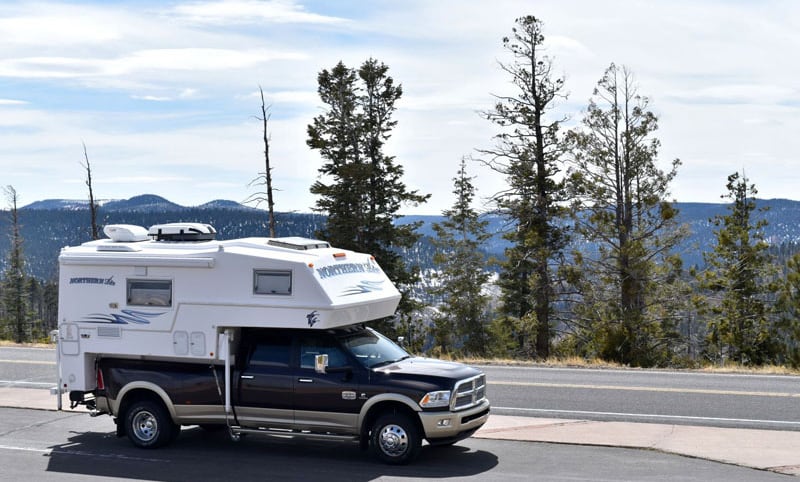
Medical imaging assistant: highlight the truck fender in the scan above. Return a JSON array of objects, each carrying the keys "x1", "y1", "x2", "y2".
[
  {"x1": 357, "y1": 393, "x2": 420, "y2": 429},
  {"x1": 113, "y1": 382, "x2": 178, "y2": 423}
]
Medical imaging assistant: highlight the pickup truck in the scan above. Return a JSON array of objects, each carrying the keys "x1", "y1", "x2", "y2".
[{"x1": 95, "y1": 325, "x2": 490, "y2": 464}]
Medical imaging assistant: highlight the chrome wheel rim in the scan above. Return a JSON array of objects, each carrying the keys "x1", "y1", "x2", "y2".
[
  {"x1": 378, "y1": 424, "x2": 408, "y2": 457},
  {"x1": 132, "y1": 410, "x2": 158, "y2": 442}
]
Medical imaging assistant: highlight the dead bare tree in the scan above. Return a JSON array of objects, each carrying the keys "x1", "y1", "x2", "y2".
[
  {"x1": 244, "y1": 86, "x2": 277, "y2": 237},
  {"x1": 81, "y1": 142, "x2": 99, "y2": 240}
]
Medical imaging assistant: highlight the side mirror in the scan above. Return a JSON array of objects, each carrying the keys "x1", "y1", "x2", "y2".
[
  {"x1": 314, "y1": 354, "x2": 329, "y2": 374},
  {"x1": 396, "y1": 336, "x2": 405, "y2": 347}
]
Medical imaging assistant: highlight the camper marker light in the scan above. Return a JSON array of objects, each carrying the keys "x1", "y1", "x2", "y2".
[
  {"x1": 333, "y1": 252, "x2": 346, "y2": 259},
  {"x1": 419, "y1": 390, "x2": 450, "y2": 408}
]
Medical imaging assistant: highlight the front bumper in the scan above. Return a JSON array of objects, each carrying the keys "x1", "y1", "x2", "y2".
[{"x1": 418, "y1": 398, "x2": 490, "y2": 441}]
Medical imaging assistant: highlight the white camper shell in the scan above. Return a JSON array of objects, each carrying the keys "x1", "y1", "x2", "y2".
[{"x1": 56, "y1": 223, "x2": 401, "y2": 394}]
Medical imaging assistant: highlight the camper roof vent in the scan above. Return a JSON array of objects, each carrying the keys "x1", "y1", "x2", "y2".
[
  {"x1": 148, "y1": 223, "x2": 217, "y2": 242},
  {"x1": 267, "y1": 237, "x2": 330, "y2": 250},
  {"x1": 104, "y1": 224, "x2": 149, "y2": 243}
]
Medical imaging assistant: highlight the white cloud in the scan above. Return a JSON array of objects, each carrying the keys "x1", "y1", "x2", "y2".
[
  {"x1": 0, "y1": 13, "x2": 121, "y2": 46},
  {"x1": 131, "y1": 95, "x2": 173, "y2": 102},
  {"x1": 667, "y1": 84, "x2": 799, "y2": 106},
  {"x1": 103, "y1": 176, "x2": 193, "y2": 184},
  {"x1": 169, "y1": 0, "x2": 346, "y2": 25},
  {"x1": 0, "y1": 48, "x2": 306, "y2": 79},
  {"x1": 2, "y1": 0, "x2": 800, "y2": 213},
  {"x1": 113, "y1": 48, "x2": 305, "y2": 73}
]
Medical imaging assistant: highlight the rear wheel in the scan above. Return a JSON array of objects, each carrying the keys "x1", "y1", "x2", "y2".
[
  {"x1": 124, "y1": 399, "x2": 177, "y2": 449},
  {"x1": 369, "y1": 413, "x2": 421, "y2": 465}
]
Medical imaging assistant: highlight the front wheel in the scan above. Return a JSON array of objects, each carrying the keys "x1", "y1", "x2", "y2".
[
  {"x1": 124, "y1": 399, "x2": 177, "y2": 449},
  {"x1": 369, "y1": 413, "x2": 421, "y2": 465}
]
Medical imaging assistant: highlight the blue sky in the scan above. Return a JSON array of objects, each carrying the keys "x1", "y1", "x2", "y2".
[{"x1": 1, "y1": 0, "x2": 799, "y2": 214}]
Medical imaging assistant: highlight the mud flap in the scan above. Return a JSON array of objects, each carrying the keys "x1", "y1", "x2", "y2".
[{"x1": 115, "y1": 418, "x2": 125, "y2": 438}]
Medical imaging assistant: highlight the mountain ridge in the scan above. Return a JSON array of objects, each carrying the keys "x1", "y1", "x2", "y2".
[
  {"x1": 22, "y1": 195, "x2": 255, "y2": 212},
  {"x1": 5, "y1": 195, "x2": 800, "y2": 281}
]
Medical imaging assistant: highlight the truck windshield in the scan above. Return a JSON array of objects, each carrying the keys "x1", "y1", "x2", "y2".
[{"x1": 339, "y1": 328, "x2": 410, "y2": 369}]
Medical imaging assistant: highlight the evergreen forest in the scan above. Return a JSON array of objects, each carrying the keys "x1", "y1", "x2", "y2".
[{"x1": 3, "y1": 15, "x2": 800, "y2": 369}]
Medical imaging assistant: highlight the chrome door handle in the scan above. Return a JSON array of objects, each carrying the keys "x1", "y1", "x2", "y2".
[
  {"x1": 240, "y1": 375, "x2": 254, "y2": 379},
  {"x1": 298, "y1": 378, "x2": 313, "y2": 383}
]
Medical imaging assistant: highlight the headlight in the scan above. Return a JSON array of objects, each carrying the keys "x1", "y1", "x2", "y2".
[{"x1": 419, "y1": 390, "x2": 451, "y2": 408}]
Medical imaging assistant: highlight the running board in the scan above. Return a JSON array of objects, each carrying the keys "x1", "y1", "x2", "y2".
[{"x1": 230, "y1": 426, "x2": 359, "y2": 443}]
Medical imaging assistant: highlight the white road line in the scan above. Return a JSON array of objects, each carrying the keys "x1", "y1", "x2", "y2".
[
  {"x1": 0, "y1": 444, "x2": 50, "y2": 454},
  {"x1": 476, "y1": 364, "x2": 800, "y2": 380},
  {"x1": 489, "y1": 380, "x2": 800, "y2": 398},
  {"x1": 0, "y1": 359, "x2": 55, "y2": 365},
  {"x1": 0, "y1": 381, "x2": 55, "y2": 387},
  {"x1": 492, "y1": 406, "x2": 800, "y2": 427},
  {"x1": 0, "y1": 443, "x2": 163, "y2": 462}
]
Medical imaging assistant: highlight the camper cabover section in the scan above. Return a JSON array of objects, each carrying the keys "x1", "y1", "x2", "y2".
[{"x1": 57, "y1": 223, "x2": 401, "y2": 393}]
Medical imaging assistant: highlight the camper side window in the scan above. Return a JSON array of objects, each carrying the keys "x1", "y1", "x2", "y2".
[
  {"x1": 127, "y1": 279, "x2": 172, "y2": 307},
  {"x1": 254, "y1": 270, "x2": 292, "y2": 295}
]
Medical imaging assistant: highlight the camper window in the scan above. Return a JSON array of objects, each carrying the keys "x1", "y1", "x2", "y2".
[
  {"x1": 254, "y1": 270, "x2": 292, "y2": 295},
  {"x1": 127, "y1": 279, "x2": 172, "y2": 307}
]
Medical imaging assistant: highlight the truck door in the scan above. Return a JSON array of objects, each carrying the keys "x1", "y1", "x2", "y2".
[
  {"x1": 293, "y1": 332, "x2": 364, "y2": 434},
  {"x1": 236, "y1": 331, "x2": 294, "y2": 428}
]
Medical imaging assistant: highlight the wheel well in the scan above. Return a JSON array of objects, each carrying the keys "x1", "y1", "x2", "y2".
[
  {"x1": 360, "y1": 402, "x2": 421, "y2": 447},
  {"x1": 117, "y1": 389, "x2": 170, "y2": 436}
]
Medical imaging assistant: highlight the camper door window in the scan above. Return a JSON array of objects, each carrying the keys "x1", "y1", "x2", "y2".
[
  {"x1": 127, "y1": 279, "x2": 172, "y2": 307},
  {"x1": 254, "y1": 270, "x2": 292, "y2": 295}
]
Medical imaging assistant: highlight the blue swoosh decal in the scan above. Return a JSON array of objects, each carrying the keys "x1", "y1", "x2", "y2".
[
  {"x1": 82, "y1": 309, "x2": 165, "y2": 324},
  {"x1": 341, "y1": 280, "x2": 385, "y2": 296}
]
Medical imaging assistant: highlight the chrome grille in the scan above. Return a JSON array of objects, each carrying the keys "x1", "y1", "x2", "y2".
[{"x1": 451, "y1": 374, "x2": 487, "y2": 411}]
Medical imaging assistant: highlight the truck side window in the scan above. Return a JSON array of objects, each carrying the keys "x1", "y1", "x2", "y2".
[
  {"x1": 299, "y1": 335, "x2": 347, "y2": 369},
  {"x1": 249, "y1": 333, "x2": 291, "y2": 367},
  {"x1": 127, "y1": 279, "x2": 172, "y2": 307}
]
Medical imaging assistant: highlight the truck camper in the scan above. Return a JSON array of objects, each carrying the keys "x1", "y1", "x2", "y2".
[{"x1": 55, "y1": 223, "x2": 489, "y2": 464}]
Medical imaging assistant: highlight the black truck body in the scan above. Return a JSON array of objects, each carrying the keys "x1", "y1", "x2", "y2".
[{"x1": 95, "y1": 325, "x2": 490, "y2": 464}]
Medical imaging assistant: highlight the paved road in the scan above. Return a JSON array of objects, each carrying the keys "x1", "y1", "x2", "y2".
[
  {"x1": 0, "y1": 407, "x2": 790, "y2": 481},
  {"x1": 0, "y1": 346, "x2": 56, "y2": 389},
  {"x1": 4, "y1": 346, "x2": 800, "y2": 431},
  {"x1": 480, "y1": 364, "x2": 800, "y2": 431}
]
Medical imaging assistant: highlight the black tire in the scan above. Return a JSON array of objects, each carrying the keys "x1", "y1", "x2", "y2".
[
  {"x1": 124, "y1": 399, "x2": 177, "y2": 449},
  {"x1": 369, "y1": 413, "x2": 421, "y2": 465}
]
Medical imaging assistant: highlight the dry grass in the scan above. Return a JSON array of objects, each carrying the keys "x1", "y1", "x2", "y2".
[{"x1": 695, "y1": 363, "x2": 800, "y2": 376}]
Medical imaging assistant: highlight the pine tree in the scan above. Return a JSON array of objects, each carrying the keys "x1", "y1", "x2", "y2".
[
  {"x1": 567, "y1": 64, "x2": 685, "y2": 367},
  {"x1": 776, "y1": 252, "x2": 800, "y2": 367},
  {"x1": 430, "y1": 159, "x2": 492, "y2": 356},
  {"x1": 480, "y1": 16, "x2": 568, "y2": 358},
  {"x1": 307, "y1": 59, "x2": 429, "y2": 336},
  {"x1": 698, "y1": 172, "x2": 778, "y2": 365},
  {"x1": 3, "y1": 186, "x2": 29, "y2": 343}
]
